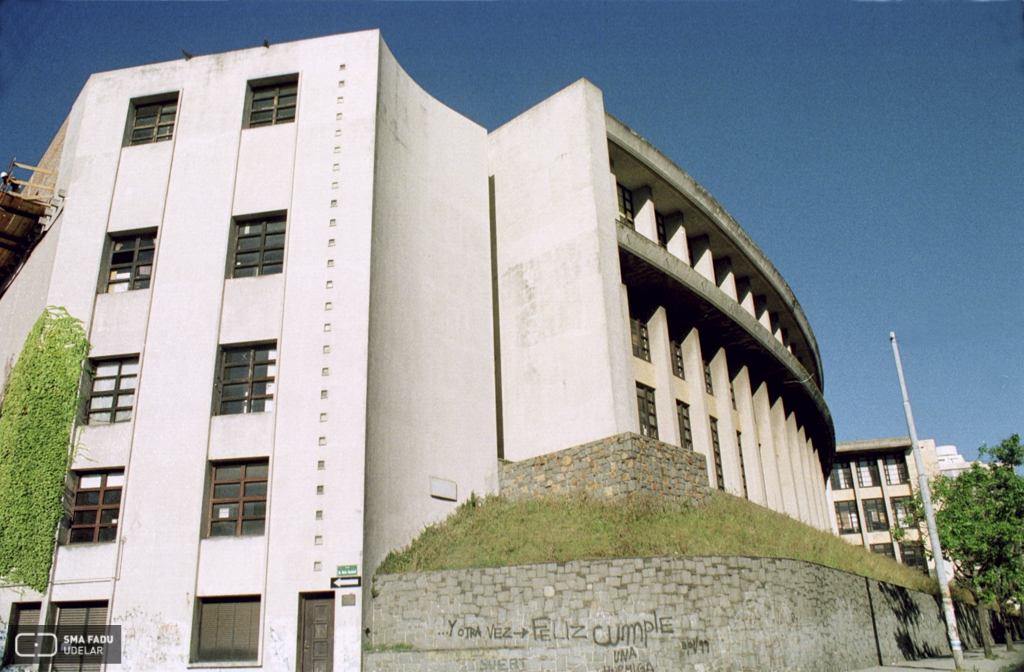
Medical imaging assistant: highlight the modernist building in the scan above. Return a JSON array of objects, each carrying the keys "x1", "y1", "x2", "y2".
[
  {"x1": 0, "y1": 30, "x2": 834, "y2": 671},
  {"x1": 827, "y1": 437, "x2": 970, "y2": 574}
]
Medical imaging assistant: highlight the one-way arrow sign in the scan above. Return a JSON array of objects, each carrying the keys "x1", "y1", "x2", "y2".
[{"x1": 330, "y1": 576, "x2": 361, "y2": 589}]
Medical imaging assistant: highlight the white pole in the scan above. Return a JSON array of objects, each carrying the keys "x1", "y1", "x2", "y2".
[{"x1": 890, "y1": 331, "x2": 964, "y2": 670}]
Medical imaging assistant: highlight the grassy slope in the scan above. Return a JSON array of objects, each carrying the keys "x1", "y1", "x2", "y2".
[{"x1": 378, "y1": 491, "x2": 940, "y2": 595}]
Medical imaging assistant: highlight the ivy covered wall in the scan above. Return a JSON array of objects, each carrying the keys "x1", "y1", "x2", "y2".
[{"x1": 0, "y1": 307, "x2": 89, "y2": 592}]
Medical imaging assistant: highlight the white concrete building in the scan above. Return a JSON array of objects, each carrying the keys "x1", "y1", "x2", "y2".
[{"x1": 0, "y1": 30, "x2": 835, "y2": 671}]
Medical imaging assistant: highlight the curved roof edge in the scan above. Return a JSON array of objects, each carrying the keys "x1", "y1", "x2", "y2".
[{"x1": 604, "y1": 113, "x2": 824, "y2": 393}]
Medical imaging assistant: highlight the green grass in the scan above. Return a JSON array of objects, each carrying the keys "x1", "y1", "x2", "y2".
[{"x1": 377, "y1": 491, "x2": 939, "y2": 595}]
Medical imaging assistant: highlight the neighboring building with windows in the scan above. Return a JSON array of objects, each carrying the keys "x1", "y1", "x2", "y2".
[
  {"x1": 0, "y1": 30, "x2": 835, "y2": 671},
  {"x1": 827, "y1": 436, "x2": 971, "y2": 575}
]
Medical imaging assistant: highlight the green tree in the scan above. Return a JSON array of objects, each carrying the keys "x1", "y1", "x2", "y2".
[
  {"x1": 0, "y1": 308, "x2": 89, "y2": 592},
  {"x1": 931, "y1": 435, "x2": 1024, "y2": 654}
]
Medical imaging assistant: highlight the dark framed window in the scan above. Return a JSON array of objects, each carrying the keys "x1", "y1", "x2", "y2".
[
  {"x1": 105, "y1": 233, "x2": 155, "y2": 293},
  {"x1": 883, "y1": 455, "x2": 909, "y2": 485},
  {"x1": 862, "y1": 498, "x2": 889, "y2": 532},
  {"x1": 899, "y1": 542, "x2": 927, "y2": 572},
  {"x1": 856, "y1": 458, "x2": 880, "y2": 488},
  {"x1": 655, "y1": 211, "x2": 667, "y2": 247},
  {"x1": 86, "y1": 357, "x2": 139, "y2": 424},
  {"x1": 636, "y1": 383, "x2": 658, "y2": 439},
  {"x1": 127, "y1": 94, "x2": 178, "y2": 146},
  {"x1": 670, "y1": 340, "x2": 685, "y2": 379},
  {"x1": 616, "y1": 183, "x2": 634, "y2": 229},
  {"x1": 702, "y1": 358, "x2": 714, "y2": 395},
  {"x1": 68, "y1": 470, "x2": 123, "y2": 544},
  {"x1": 3, "y1": 602, "x2": 41, "y2": 666},
  {"x1": 248, "y1": 78, "x2": 297, "y2": 128},
  {"x1": 194, "y1": 596, "x2": 260, "y2": 662},
  {"x1": 830, "y1": 461, "x2": 854, "y2": 490},
  {"x1": 870, "y1": 543, "x2": 895, "y2": 558},
  {"x1": 217, "y1": 343, "x2": 277, "y2": 415},
  {"x1": 51, "y1": 602, "x2": 108, "y2": 672},
  {"x1": 737, "y1": 431, "x2": 748, "y2": 499},
  {"x1": 630, "y1": 318, "x2": 650, "y2": 361},
  {"x1": 710, "y1": 417, "x2": 724, "y2": 490},
  {"x1": 890, "y1": 496, "x2": 914, "y2": 528},
  {"x1": 209, "y1": 461, "x2": 268, "y2": 537},
  {"x1": 729, "y1": 380, "x2": 737, "y2": 410},
  {"x1": 835, "y1": 500, "x2": 860, "y2": 534},
  {"x1": 676, "y1": 401, "x2": 693, "y2": 451},
  {"x1": 231, "y1": 216, "x2": 285, "y2": 278}
]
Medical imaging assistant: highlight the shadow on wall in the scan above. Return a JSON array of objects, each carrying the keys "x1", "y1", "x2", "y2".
[
  {"x1": 876, "y1": 582, "x2": 949, "y2": 661},
  {"x1": 954, "y1": 600, "x2": 1024, "y2": 649}
]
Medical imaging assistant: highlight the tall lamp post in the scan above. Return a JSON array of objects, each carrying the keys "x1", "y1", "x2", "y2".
[{"x1": 890, "y1": 331, "x2": 964, "y2": 670}]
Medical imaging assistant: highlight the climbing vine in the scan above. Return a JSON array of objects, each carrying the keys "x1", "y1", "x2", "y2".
[{"x1": 0, "y1": 307, "x2": 89, "y2": 592}]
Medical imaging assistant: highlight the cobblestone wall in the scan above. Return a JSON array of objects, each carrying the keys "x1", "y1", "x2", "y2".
[
  {"x1": 498, "y1": 433, "x2": 710, "y2": 508},
  {"x1": 367, "y1": 555, "x2": 954, "y2": 672}
]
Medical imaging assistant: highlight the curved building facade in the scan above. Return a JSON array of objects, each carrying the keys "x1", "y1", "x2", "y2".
[{"x1": 0, "y1": 31, "x2": 833, "y2": 671}]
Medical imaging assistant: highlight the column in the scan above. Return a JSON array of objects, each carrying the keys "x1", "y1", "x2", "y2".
[
  {"x1": 752, "y1": 383, "x2": 784, "y2": 512},
  {"x1": 733, "y1": 366, "x2": 766, "y2": 505},
  {"x1": 647, "y1": 307, "x2": 678, "y2": 446}
]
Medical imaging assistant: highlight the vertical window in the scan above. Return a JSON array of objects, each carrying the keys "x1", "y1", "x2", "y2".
[
  {"x1": 635, "y1": 384, "x2": 658, "y2": 439},
  {"x1": 890, "y1": 496, "x2": 914, "y2": 528},
  {"x1": 68, "y1": 470, "x2": 124, "y2": 544},
  {"x1": 830, "y1": 461, "x2": 853, "y2": 490},
  {"x1": 630, "y1": 318, "x2": 650, "y2": 361},
  {"x1": 105, "y1": 233, "x2": 156, "y2": 293},
  {"x1": 862, "y1": 498, "x2": 889, "y2": 532},
  {"x1": 217, "y1": 343, "x2": 277, "y2": 414},
  {"x1": 883, "y1": 455, "x2": 909, "y2": 485},
  {"x1": 856, "y1": 458, "x2": 880, "y2": 488},
  {"x1": 676, "y1": 401, "x2": 693, "y2": 451},
  {"x1": 702, "y1": 358, "x2": 714, "y2": 395},
  {"x1": 655, "y1": 211, "x2": 667, "y2": 247},
  {"x1": 3, "y1": 602, "x2": 41, "y2": 666},
  {"x1": 127, "y1": 94, "x2": 178, "y2": 146},
  {"x1": 208, "y1": 461, "x2": 268, "y2": 537},
  {"x1": 736, "y1": 431, "x2": 748, "y2": 498},
  {"x1": 710, "y1": 417, "x2": 724, "y2": 491},
  {"x1": 670, "y1": 340, "x2": 685, "y2": 379},
  {"x1": 899, "y1": 542, "x2": 927, "y2": 572},
  {"x1": 616, "y1": 183, "x2": 634, "y2": 229},
  {"x1": 835, "y1": 500, "x2": 860, "y2": 534},
  {"x1": 52, "y1": 602, "x2": 107, "y2": 672},
  {"x1": 248, "y1": 78, "x2": 297, "y2": 128},
  {"x1": 870, "y1": 543, "x2": 895, "y2": 558},
  {"x1": 86, "y1": 357, "x2": 139, "y2": 424},
  {"x1": 194, "y1": 596, "x2": 260, "y2": 662},
  {"x1": 729, "y1": 380, "x2": 737, "y2": 410},
  {"x1": 231, "y1": 216, "x2": 286, "y2": 278}
]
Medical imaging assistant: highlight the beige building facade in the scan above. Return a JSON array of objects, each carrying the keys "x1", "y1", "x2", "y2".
[{"x1": 0, "y1": 30, "x2": 835, "y2": 671}]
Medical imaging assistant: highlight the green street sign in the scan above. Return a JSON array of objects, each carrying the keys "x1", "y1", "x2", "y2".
[{"x1": 337, "y1": 565, "x2": 358, "y2": 577}]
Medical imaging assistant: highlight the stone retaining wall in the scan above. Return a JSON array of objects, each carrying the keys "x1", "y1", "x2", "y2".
[
  {"x1": 366, "y1": 555, "x2": 967, "y2": 672},
  {"x1": 498, "y1": 433, "x2": 710, "y2": 508}
]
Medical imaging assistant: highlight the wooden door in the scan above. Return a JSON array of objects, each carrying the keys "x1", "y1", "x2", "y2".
[{"x1": 299, "y1": 594, "x2": 334, "y2": 672}]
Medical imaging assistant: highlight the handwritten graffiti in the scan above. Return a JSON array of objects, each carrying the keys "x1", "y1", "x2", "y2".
[
  {"x1": 680, "y1": 636, "x2": 710, "y2": 655},
  {"x1": 592, "y1": 611, "x2": 674, "y2": 648},
  {"x1": 600, "y1": 664, "x2": 655, "y2": 672},
  {"x1": 531, "y1": 617, "x2": 588, "y2": 642},
  {"x1": 478, "y1": 659, "x2": 527, "y2": 670}
]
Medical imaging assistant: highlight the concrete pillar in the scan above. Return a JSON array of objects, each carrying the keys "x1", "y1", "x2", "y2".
[
  {"x1": 798, "y1": 426, "x2": 822, "y2": 529},
  {"x1": 709, "y1": 348, "x2": 742, "y2": 496},
  {"x1": 680, "y1": 326, "x2": 713, "y2": 470},
  {"x1": 771, "y1": 396, "x2": 801, "y2": 520},
  {"x1": 825, "y1": 474, "x2": 839, "y2": 535},
  {"x1": 647, "y1": 307, "x2": 678, "y2": 446},
  {"x1": 632, "y1": 186, "x2": 658, "y2": 246},
  {"x1": 752, "y1": 382, "x2": 784, "y2": 513},
  {"x1": 620, "y1": 284, "x2": 641, "y2": 435},
  {"x1": 688, "y1": 235, "x2": 715, "y2": 283},
  {"x1": 786, "y1": 412, "x2": 810, "y2": 524},
  {"x1": 733, "y1": 366, "x2": 766, "y2": 505},
  {"x1": 713, "y1": 257, "x2": 738, "y2": 301},
  {"x1": 754, "y1": 295, "x2": 772, "y2": 332},
  {"x1": 736, "y1": 277, "x2": 756, "y2": 317},
  {"x1": 806, "y1": 436, "x2": 826, "y2": 530},
  {"x1": 770, "y1": 313, "x2": 784, "y2": 344},
  {"x1": 664, "y1": 212, "x2": 688, "y2": 264}
]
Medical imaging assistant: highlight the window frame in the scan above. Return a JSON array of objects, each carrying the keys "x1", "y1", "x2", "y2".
[
  {"x1": 67, "y1": 470, "x2": 124, "y2": 544},
  {"x1": 616, "y1": 183, "x2": 634, "y2": 229},
  {"x1": 655, "y1": 211, "x2": 667, "y2": 247},
  {"x1": 207, "y1": 460, "x2": 269, "y2": 538},
  {"x1": 702, "y1": 358, "x2": 715, "y2": 395},
  {"x1": 635, "y1": 383, "x2": 658, "y2": 439},
  {"x1": 244, "y1": 74, "x2": 298, "y2": 129},
  {"x1": 630, "y1": 318, "x2": 651, "y2": 362},
  {"x1": 890, "y1": 496, "x2": 914, "y2": 529},
  {"x1": 124, "y1": 92, "x2": 179, "y2": 147},
  {"x1": 862, "y1": 497, "x2": 889, "y2": 532},
  {"x1": 193, "y1": 596, "x2": 261, "y2": 663},
  {"x1": 883, "y1": 454, "x2": 910, "y2": 485},
  {"x1": 830, "y1": 461, "x2": 854, "y2": 490},
  {"x1": 676, "y1": 401, "x2": 693, "y2": 451},
  {"x1": 870, "y1": 543, "x2": 895, "y2": 558},
  {"x1": 51, "y1": 601, "x2": 108, "y2": 672},
  {"x1": 670, "y1": 340, "x2": 685, "y2": 379},
  {"x1": 856, "y1": 458, "x2": 880, "y2": 488},
  {"x1": 899, "y1": 541, "x2": 928, "y2": 572},
  {"x1": 2, "y1": 602, "x2": 42, "y2": 666},
  {"x1": 101, "y1": 231, "x2": 156, "y2": 294},
  {"x1": 228, "y1": 214, "x2": 286, "y2": 279},
  {"x1": 215, "y1": 343, "x2": 278, "y2": 415},
  {"x1": 85, "y1": 356, "x2": 140, "y2": 425},
  {"x1": 710, "y1": 417, "x2": 724, "y2": 490},
  {"x1": 834, "y1": 500, "x2": 861, "y2": 534}
]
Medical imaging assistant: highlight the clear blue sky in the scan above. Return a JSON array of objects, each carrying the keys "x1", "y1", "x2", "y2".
[{"x1": 1, "y1": 1, "x2": 1021, "y2": 464}]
